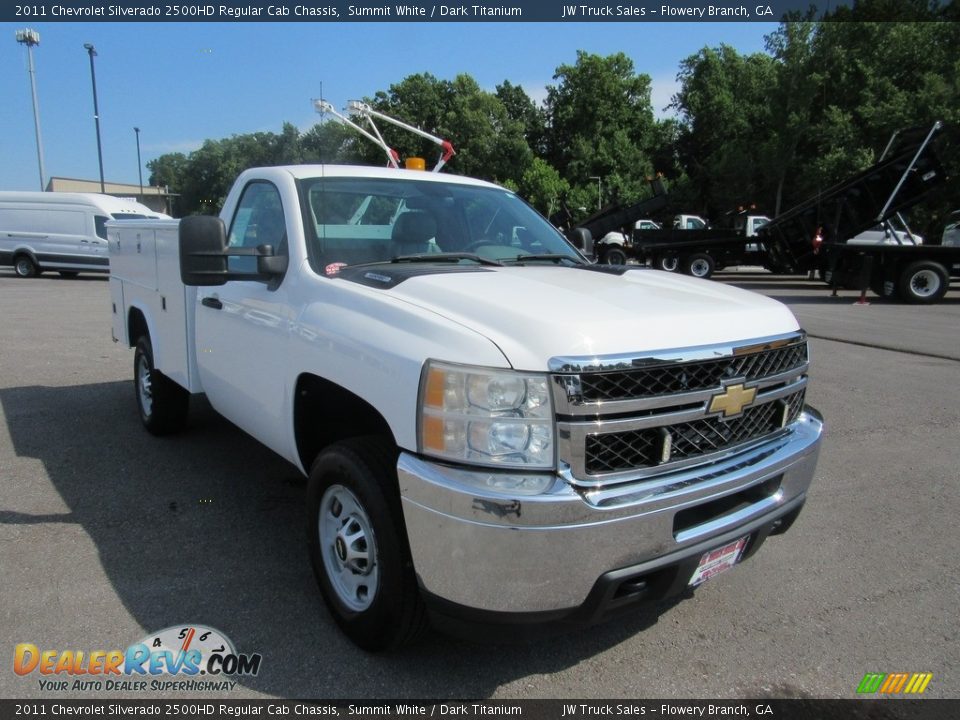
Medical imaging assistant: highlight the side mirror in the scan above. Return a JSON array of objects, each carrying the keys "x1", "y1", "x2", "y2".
[
  {"x1": 569, "y1": 227, "x2": 595, "y2": 260},
  {"x1": 180, "y1": 215, "x2": 287, "y2": 286},
  {"x1": 180, "y1": 215, "x2": 227, "y2": 286},
  {"x1": 257, "y1": 249, "x2": 288, "y2": 276}
]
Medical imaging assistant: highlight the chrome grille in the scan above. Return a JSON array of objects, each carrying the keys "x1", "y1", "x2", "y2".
[
  {"x1": 580, "y1": 342, "x2": 807, "y2": 401},
  {"x1": 551, "y1": 332, "x2": 810, "y2": 486},
  {"x1": 585, "y1": 390, "x2": 805, "y2": 474}
]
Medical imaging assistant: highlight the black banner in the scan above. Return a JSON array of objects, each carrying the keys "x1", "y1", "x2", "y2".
[
  {"x1": 1, "y1": 700, "x2": 959, "y2": 720},
  {"x1": 3, "y1": 0, "x2": 951, "y2": 24}
]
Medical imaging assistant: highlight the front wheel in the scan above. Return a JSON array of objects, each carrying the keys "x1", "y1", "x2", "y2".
[
  {"x1": 307, "y1": 438, "x2": 426, "y2": 651},
  {"x1": 134, "y1": 335, "x2": 189, "y2": 435},
  {"x1": 897, "y1": 260, "x2": 949, "y2": 304},
  {"x1": 601, "y1": 247, "x2": 628, "y2": 265}
]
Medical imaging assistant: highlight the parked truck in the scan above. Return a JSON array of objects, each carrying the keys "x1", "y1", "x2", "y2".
[
  {"x1": 631, "y1": 212, "x2": 772, "y2": 277},
  {"x1": 628, "y1": 122, "x2": 955, "y2": 301},
  {"x1": 565, "y1": 176, "x2": 668, "y2": 265},
  {"x1": 108, "y1": 164, "x2": 823, "y2": 650},
  {"x1": 760, "y1": 122, "x2": 957, "y2": 303}
]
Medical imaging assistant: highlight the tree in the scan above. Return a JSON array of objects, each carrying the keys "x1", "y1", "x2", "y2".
[
  {"x1": 545, "y1": 51, "x2": 658, "y2": 205},
  {"x1": 519, "y1": 157, "x2": 569, "y2": 217},
  {"x1": 496, "y1": 80, "x2": 546, "y2": 155},
  {"x1": 363, "y1": 72, "x2": 533, "y2": 185},
  {"x1": 671, "y1": 45, "x2": 778, "y2": 216}
]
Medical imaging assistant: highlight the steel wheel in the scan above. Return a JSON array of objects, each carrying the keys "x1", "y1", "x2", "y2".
[
  {"x1": 897, "y1": 260, "x2": 949, "y2": 304},
  {"x1": 657, "y1": 254, "x2": 679, "y2": 272},
  {"x1": 307, "y1": 438, "x2": 426, "y2": 650},
  {"x1": 137, "y1": 352, "x2": 154, "y2": 419},
  {"x1": 602, "y1": 247, "x2": 627, "y2": 265},
  {"x1": 318, "y1": 484, "x2": 380, "y2": 612},
  {"x1": 909, "y1": 269, "x2": 941, "y2": 298},
  {"x1": 14, "y1": 255, "x2": 38, "y2": 278},
  {"x1": 133, "y1": 335, "x2": 188, "y2": 435},
  {"x1": 685, "y1": 253, "x2": 715, "y2": 279}
]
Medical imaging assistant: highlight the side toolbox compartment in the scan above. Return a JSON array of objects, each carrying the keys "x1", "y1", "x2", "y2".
[{"x1": 107, "y1": 220, "x2": 201, "y2": 392}]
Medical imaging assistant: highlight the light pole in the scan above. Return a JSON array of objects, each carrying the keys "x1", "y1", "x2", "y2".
[
  {"x1": 589, "y1": 175, "x2": 602, "y2": 212},
  {"x1": 83, "y1": 43, "x2": 105, "y2": 193},
  {"x1": 134, "y1": 127, "x2": 143, "y2": 201},
  {"x1": 16, "y1": 28, "x2": 46, "y2": 190}
]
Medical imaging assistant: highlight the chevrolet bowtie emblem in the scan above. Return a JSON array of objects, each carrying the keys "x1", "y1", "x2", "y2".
[{"x1": 709, "y1": 383, "x2": 757, "y2": 418}]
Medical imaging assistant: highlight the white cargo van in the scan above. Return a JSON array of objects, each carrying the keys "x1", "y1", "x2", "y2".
[{"x1": 0, "y1": 192, "x2": 169, "y2": 278}]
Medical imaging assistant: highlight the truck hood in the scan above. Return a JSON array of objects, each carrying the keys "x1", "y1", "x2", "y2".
[{"x1": 385, "y1": 266, "x2": 800, "y2": 370}]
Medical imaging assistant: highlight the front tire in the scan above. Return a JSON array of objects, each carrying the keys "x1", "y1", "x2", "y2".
[
  {"x1": 134, "y1": 335, "x2": 189, "y2": 435},
  {"x1": 897, "y1": 260, "x2": 949, "y2": 304},
  {"x1": 601, "y1": 247, "x2": 628, "y2": 265},
  {"x1": 307, "y1": 438, "x2": 426, "y2": 651},
  {"x1": 14, "y1": 255, "x2": 38, "y2": 278}
]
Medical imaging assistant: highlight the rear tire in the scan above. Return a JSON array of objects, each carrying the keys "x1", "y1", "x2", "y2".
[
  {"x1": 684, "y1": 253, "x2": 715, "y2": 279},
  {"x1": 870, "y1": 275, "x2": 895, "y2": 299},
  {"x1": 14, "y1": 255, "x2": 38, "y2": 278},
  {"x1": 307, "y1": 437, "x2": 426, "y2": 651},
  {"x1": 655, "y1": 254, "x2": 680, "y2": 272},
  {"x1": 134, "y1": 335, "x2": 189, "y2": 435},
  {"x1": 897, "y1": 260, "x2": 949, "y2": 304}
]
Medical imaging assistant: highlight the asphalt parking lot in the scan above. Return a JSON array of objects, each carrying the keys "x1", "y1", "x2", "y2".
[{"x1": 1, "y1": 268, "x2": 957, "y2": 700}]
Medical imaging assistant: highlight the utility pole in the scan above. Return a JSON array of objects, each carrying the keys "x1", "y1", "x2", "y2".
[
  {"x1": 134, "y1": 127, "x2": 143, "y2": 201},
  {"x1": 83, "y1": 43, "x2": 106, "y2": 193},
  {"x1": 16, "y1": 29, "x2": 46, "y2": 190}
]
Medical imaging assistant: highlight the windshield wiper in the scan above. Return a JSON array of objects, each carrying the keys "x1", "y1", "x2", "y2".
[
  {"x1": 503, "y1": 254, "x2": 582, "y2": 265},
  {"x1": 390, "y1": 253, "x2": 503, "y2": 266}
]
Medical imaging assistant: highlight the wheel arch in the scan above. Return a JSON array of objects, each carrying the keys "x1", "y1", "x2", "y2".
[
  {"x1": 126, "y1": 304, "x2": 157, "y2": 351},
  {"x1": 294, "y1": 373, "x2": 397, "y2": 475},
  {"x1": 12, "y1": 248, "x2": 40, "y2": 273},
  {"x1": 12, "y1": 246, "x2": 39, "y2": 263}
]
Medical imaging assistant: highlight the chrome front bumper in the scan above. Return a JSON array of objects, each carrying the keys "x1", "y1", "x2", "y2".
[{"x1": 398, "y1": 408, "x2": 823, "y2": 615}]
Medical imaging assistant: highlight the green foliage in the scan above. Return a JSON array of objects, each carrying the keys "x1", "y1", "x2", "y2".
[
  {"x1": 148, "y1": 18, "x2": 957, "y2": 235},
  {"x1": 367, "y1": 73, "x2": 533, "y2": 183},
  {"x1": 546, "y1": 51, "x2": 658, "y2": 205},
  {"x1": 518, "y1": 157, "x2": 569, "y2": 217}
]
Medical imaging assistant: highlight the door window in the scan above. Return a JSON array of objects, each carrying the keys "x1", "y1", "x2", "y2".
[{"x1": 227, "y1": 182, "x2": 287, "y2": 272}]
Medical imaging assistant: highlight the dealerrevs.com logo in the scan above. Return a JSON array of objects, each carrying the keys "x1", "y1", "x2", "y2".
[{"x1": 14, "y1": 625, "x2": 262, "y2": 692}]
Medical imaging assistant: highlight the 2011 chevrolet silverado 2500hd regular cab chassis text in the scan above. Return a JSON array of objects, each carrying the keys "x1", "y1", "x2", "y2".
[{"x1": 108, "y1": 165, "x2": 823, "y2": 650}]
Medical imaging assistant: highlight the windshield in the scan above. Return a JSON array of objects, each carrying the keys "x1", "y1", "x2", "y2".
[{"x1": 298, "y1": 176, "x2": 583, "y2": 275}]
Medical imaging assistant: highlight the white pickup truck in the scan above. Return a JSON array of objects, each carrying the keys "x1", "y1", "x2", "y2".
[{"x1": 108, "y1": 165, "x2": 823, "y2": 650}]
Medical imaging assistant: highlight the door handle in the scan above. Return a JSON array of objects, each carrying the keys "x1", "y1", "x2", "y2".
[{"x1": 201, "y1": 296, "x2": 223, "y2": 310}]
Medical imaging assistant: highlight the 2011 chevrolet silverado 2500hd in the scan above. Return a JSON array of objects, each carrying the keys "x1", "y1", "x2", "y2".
[{"x1": 108, "y1": 165, "x2": 823, "y2": 650}]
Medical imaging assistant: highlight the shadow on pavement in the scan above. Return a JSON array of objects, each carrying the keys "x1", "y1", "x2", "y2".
[{"x1": 1, "y1": 381, "x2": 683, "y2": 698}]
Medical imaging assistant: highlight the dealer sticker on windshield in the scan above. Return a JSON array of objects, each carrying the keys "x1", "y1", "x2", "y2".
[{"x1": 689, "y1": 536, "x2": 749, "y2": 586}]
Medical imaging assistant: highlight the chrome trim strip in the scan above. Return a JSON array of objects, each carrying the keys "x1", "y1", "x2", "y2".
[
  {"x1": 547, "y1": 330, "x2": 806, "y2": 374},
  {"x1": 555, "y1": 364, "x2": 808, "y2": 416},
  {"x1": 560, "y1": 427, "x2": 791, "y2": 489},
  {"x1": 559, "y1": 377, "x2": 806, "y2": 435}
]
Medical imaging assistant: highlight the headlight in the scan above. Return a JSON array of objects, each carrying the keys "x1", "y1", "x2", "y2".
[{"x1": 418, "y1": 360, "x2": 554, "y2": 469}]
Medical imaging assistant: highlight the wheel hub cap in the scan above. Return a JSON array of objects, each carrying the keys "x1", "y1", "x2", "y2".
[
  {"x1": 137, "y1": 357, "x2": 153, "y2": 415},
  {"x1": 319, "y1": 485, "x2": 379, "y2": 611}
]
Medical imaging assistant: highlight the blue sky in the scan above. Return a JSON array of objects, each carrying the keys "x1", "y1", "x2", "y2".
[{"x1": 1, "y1": 21, "x2": 776, "y2": 191}]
